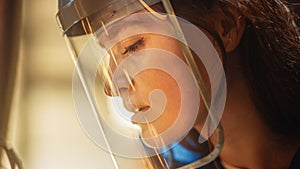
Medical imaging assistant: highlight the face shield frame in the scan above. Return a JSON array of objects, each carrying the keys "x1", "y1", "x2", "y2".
[{"x1": 56, "y1": 0, "x2": 225, "y2": 168}]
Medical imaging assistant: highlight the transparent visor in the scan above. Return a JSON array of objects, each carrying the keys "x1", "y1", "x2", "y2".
[{"x1": 57, "y1": 0, "x2": 227, "y2": 168}]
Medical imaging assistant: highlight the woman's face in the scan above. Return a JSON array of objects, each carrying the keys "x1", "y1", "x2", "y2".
[
  {"x1": 106, "y1": 34, "x2": 184, "y2": 139},
  {"x1": 99, "y1": 11, "x2": 216, "y2": 146}
]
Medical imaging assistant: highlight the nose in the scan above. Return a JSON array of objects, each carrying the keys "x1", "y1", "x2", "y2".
[
  {"x1": 121, "y1": 84, "x2": 151, "y2": 112},
  {"x1": 103, "y1": 77, "x2": 135, "y2": 109},
  {"x1": 119, "y1": 89, "x2": 137, "y2": 112},
  {"x1": 104, "y1": 76, "x2": 151, "y2": 114},
  {"x1": 103, "y1": 76, "x2": 134, "y2": 96}
]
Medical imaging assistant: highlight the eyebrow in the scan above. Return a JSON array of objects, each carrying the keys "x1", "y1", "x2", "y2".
[
  {"x1": 96, "y1": 16, "x2": 146, "y2": 49},
  {"x1": 105, "y1": 15, "x2": 147, "y2": 39},
  {"x1": 97, "y1": 12, "x2": 173, "y2": 48}
]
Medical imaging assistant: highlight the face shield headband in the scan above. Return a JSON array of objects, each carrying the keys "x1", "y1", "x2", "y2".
[{"x1": 56, "y1": 0, "x2": 227, "y2": 168}]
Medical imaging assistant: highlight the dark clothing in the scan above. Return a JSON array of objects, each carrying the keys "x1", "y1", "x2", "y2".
[
  {"x1": 162, "y1": 130, "x2": 299, "y2": 169},
  {"x1": 161, "y1": 129, "x2": 224, "y2": 169},
  {"x1": 288, "y1": 148, "x2": 300, "y2": 169}
]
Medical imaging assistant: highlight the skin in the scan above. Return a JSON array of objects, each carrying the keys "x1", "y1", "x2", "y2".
[
  {"x1": 105, "y1": 33, "x2": 187, "y2": 139},
  {"x1": 101, "y1": 4, "x2": 299, "y2": 168}
]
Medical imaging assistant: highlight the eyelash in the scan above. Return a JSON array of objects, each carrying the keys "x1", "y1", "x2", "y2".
[{"x1": 122, "y1": 38, "x2": 144, "y2": 54}]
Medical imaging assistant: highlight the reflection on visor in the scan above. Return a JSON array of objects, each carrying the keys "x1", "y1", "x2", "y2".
[
  {"x1": 94, "y1": 12, "x2": 200, "y2": 151},
  {"x1": 59, "y1": 0, "x2": 226, "y2": 168}
]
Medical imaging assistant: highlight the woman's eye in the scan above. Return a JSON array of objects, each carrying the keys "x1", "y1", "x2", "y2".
[{"x1": 122, "y1": 37, "x2": 144, "y2": 54}]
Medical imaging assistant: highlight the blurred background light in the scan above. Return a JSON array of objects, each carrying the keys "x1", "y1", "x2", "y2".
[{"x1": 12, "y1": 0, "x2": 115, "y2": 168}]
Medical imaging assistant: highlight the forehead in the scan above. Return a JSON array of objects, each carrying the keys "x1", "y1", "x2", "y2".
[{"x1": 96, "y1": 12, "x2": 175, "y2": 49}]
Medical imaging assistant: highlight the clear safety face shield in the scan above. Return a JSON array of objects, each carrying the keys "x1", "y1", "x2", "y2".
[{"x1": 56, "y1": 0, "x2": 226, "y2": 168}]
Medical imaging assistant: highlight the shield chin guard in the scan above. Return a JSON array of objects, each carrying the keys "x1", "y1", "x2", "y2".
[{"x1": 56, "y1": 0, "x2": 225, "y2": 168}]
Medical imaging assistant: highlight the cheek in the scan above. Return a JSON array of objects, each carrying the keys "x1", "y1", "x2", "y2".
[
  {"x1": 130, "y1": 69, "x2": 181, "y2": 135},
  {"x1": 129, "y1": 69, "x2": 181, "y2": 104},
  {"x1": 147, "y1": 35, "x2": 184, "y2": 59}
]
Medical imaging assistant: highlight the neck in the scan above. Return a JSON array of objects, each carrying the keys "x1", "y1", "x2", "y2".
[
  {"x1": 263, "y1": 140, "x2": 299, "y2": 169},
  {"x1": 221, "y1": 136, "x2": 299, "y2": 169},
  {"x1": 205, "y1": 50, "x2": 299, "y2": 169}
]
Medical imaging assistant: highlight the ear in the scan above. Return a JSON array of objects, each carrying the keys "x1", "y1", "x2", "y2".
[{"x1": 211, "y1": 3, "x2": 246, "y2": 52}]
